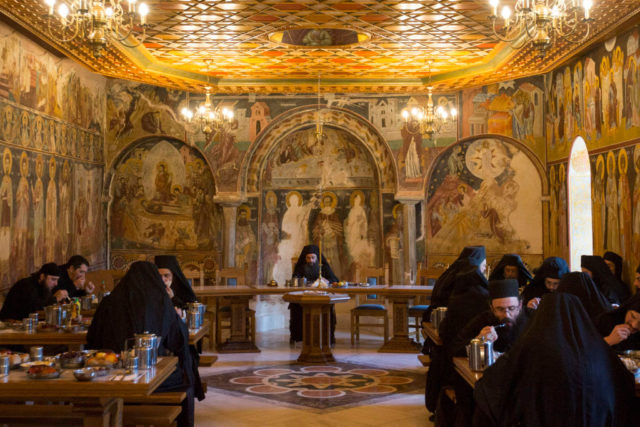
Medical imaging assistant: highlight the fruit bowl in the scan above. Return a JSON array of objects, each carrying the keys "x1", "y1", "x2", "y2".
[
  {"x1": 26, "y1": 365, "x2": 60, "y2": 379},
  {"x1": 58, "y1": 351, "x2": 87, "y2": 369}
]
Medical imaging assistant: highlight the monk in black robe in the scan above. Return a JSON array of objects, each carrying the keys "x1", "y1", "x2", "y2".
[
  {"x1": 596, "y1": 274, "x2": 640, "y2": 351},
  {"x1": 603, "y1": 251, "x2": 626, "y2": 284},
  {"x1": 488, "y1": 254, "x2": 532, "y2": 288},
  {"x1": 52, "y1": 255, "x2": 94, "y2": 299},
  {"x1": 557, "y1": 271, "x2": 612, "y2": 321},
  {"x1": 474, "y1": 293, "x2": 635, "y2": 426},
  {"x1": 449, "y1": 279, "x2": 528, "y2": 426},
  {"x1": 155, "y1": 255, "x2": 197, "y2": 311},
  {"x1": 289, "y1": 245, "x2": 339, "y2": 344},
  {"x1": 0, "y1": 263, "x2": 64, "y2": 321},
  {"x1": 426, "y1": 247, "x2": 488, "y2": 415},
  {"x1": 87, "y1": 261, "x2": 203, "y2": 427},
  {"x1": 581, "y1": 255, "x2": 630, "y2": 305},
  {"x1": 521, "y1": 256, "x2": 568, "y2": 311}
]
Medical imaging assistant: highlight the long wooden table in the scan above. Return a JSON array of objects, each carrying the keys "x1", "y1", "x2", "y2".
[
  {"x1": 0, "y1": 356, "x2": 177, "y2": 427},
  {"x1": 195, "y1": 284, "x2": 432, "y2": 353},
  {"x1": 423, "y1": 322, "x2": 443, "y2": 346},
  {"x1": 0, "y1": 321, "x2": 210, "y2": 349}
]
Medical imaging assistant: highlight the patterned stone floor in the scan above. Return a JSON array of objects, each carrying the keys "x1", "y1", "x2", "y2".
[{"x1": 195, "y1": 328, "x2": 433, "y2": 426}]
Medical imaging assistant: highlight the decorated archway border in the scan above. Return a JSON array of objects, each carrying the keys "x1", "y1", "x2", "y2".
[{"x1": 239, "y1": 106, "x2": 398, "y2": 194}]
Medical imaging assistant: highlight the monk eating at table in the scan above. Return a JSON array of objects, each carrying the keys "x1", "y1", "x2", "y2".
[
  {"x1": 155, "y1": 255, "x2": 198, "y2": 315},
  {"x1": 447, "y1": 279, "x2": 528, "y2": 426},
  {"x1": 521, "y1": 256, "x2": 569, "y2": 311},
  {"x1": 0, "y1": 262, "x2": 66, "y2": 321},
  {"x1": 488, "y1": 254, "x2": 532, "y2": 288},
  {"x1": 52, "y1": 255, "x2": 95, "y2": 299},
  {"x1": 289, "y1": 244, "x2": 338, "y2": 345},
  {"x1": 597, "y1": 279, "x2": 640, "y2": 351},
  {"x1": 87, "y1": 261, "x2": 204, "y2": 427}
]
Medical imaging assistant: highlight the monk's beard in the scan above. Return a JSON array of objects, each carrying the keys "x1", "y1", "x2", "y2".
[{"x1": 303, "y1": 263, "x2": 320, "y2": 279}]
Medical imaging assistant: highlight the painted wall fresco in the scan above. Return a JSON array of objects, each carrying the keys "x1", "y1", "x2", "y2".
[
  {"x1": 545, "y1": 26, "x2": 640, "y2": 161},
  {"x1": 425, "y1": 137, "x2": 543, "y2": 266},
  {"x1": 0, "y1": 23, "x2": 105, "y2": 290},
  {"x1": 547, "y1": 162, "x2": 569, "y2": 261},
  {"x1": 109, "y1": 138, "x2": 222, "y2": 269},
  {"x1": 461, "y1": 77, "x2": 546, "y2": 162}
]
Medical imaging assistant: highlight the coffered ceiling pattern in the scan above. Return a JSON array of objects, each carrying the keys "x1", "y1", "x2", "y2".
[{"x1": 1, "y1": 0, "x2": 640, "y2": 93}]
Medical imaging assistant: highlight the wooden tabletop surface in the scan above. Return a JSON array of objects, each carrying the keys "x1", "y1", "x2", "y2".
[
  {"x1": 423, "y1": 322, "x2": 443, "y2": 346},
  {"x1": 453, "y1": 356, "x2": 483, "y2": 389},
  {"x1": 0, "y1": 356, "x2": 177, "y2": 399},
  {"x1": 195, "y1": 285, "x2": 433, "y2": 297},
  {"x1": 283, "y1": 291, "x2": 351, "y2": 304}
]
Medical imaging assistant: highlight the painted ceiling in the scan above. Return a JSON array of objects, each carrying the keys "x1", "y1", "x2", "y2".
[{"x1": 1, "y1": 0, "x2": 640, "y2": 93}]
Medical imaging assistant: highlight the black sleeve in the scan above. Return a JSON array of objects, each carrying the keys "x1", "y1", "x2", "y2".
[{"x1": 450, "y1": 313, "x2": 487, "y2": 358}]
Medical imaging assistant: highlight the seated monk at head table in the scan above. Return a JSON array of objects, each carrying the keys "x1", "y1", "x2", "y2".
[
  {"x1": 0, "y1": 263, "x2": 66, "y2": 321},
  {"x1": 51, "y1": 255, "x2": 95, "y2": 299},
  {"x1": 596, "y1": 268, "x2": 640, "y2": 351},
  {"x1": 447, "y1": 279, "x2": 529, "y2": 426},
  {"x1": 488, "y1": 254, "x2": 532, "y2": 288},
  {"x1": 289, "y1": 245, "x2": 338, "y2": 344},
  {"x1": 87, "y1": 261, "x2": 204, "y2": 427},
  {"x1": 473, "y1": 293, "x2": 635, "y2": 426},
  {"x1": 155, "y1": 255, "x2": 198, "y2": 316},
  {"x1": 521, "y1": 256, "x2": 569, "y2": 311},
  {"x1": 581, "y1": 254, "x2": 630, "y2": 306}
]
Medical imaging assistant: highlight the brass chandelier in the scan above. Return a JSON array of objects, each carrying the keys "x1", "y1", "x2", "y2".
[
  {"x1": 180, "y1": 89, "x2": 235, "y2": 138},
  {"x1": 488, "y1": 0, "x2": 593, "y2": 57},
  {"x1": 43, "y1": 0, "x2": 149, "y2": 57}
]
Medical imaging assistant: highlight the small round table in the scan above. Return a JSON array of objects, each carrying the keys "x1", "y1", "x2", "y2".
[{"x1": 283, "y1": 291, "x2": 350, "y2": 363}]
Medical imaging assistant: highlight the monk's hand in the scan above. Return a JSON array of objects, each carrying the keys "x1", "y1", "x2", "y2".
[
  {"x1": 73, "y1": 276, "x2": 86, "y2": 290},
  {"x1": 85, "y1": 281, "x2": 95, "y2": 294},
  {"x1": 478, "y1": 326, "x2": 497, "y2": 342},
  {"x1": 604, "y1": 324, "x2": 632, "y2": 346},
  {"x1": 174, "y1": 307, "x2": 183, "y2": 317},
  {"x1": 54, "y1": 290, "x2": 69, "y2": 303},
  {"x1": 165, "y1": 285, "x2": 174, "y2": 299},
  {"x1": 526, "y1": 298, "x2": 541, "y2": 310}
]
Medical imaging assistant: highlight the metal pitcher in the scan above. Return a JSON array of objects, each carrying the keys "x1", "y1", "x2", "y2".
[
  {"x1": 134, "y1": 331, "x2": 161, "y2": 367},
  {"x1": 186, "y1": 302, "x2": 205, "y2": 328},
  {"x1": 469, "y1": 338, "x2": 484, "y2": 371},
  {"x1": 187, "y1": 309, "x2": 201, "y2": 330},
  {"x1": 81, "y1": 295, "x2": 94, "y2": 310},
  {"x1": 483, "y1": 340, "x2": 494, "y2": 368},
  {"x1": 44, "y1": 305, "x2": 63, "y2": 326}
]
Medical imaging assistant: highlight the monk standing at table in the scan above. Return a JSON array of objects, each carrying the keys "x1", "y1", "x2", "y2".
[
  {"x1": 289, "y1": 244, "x2": 338, "y2": 344},
  {"x1": 0, "y1": 262, "x2": 66, "y2": 320},
  {"x1": 87, "y1": 262, "x2": 204, "y2": 427},
  {"x1": 52, "y1": 255, "x2": 95, "y2": 299}
]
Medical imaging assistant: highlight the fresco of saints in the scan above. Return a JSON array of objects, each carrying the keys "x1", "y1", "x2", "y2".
[
  {"x1": 0, "y1": 149, "x2": 13, "y2": 285},
  {"x1": 32, "y1": 155, "x2": 45, "y2": 268},
  {"x1": 59, "y1": 161, "x2": 71, "y2": 259},
  {"x1": 618, "y1": 149, "x2": 632, "y2": 260},
  {"x1": 613, "y1": 47, "x2": 624, "y2": 128},
  {"x1": 344, "y1": 191, "x2": 374, "y2": 279},
  {"x1": 313, "y1": 192, "x2": 344, "y2": 278},
  {"x1": 154, "y1": 161, "x2": 172, "y2": 203},
  {"x1": 235, "y1": 206, "x2": 257, "y2": 283},
  {"x1": 592, "y1": 155, "x2": 606, "y2": 254},
  {"x1": 261, "y1": 191, "x2": 279, "y2": 282},
  {"x1": 558, "y1": 165, "x2": 568, "y2": 254},
  {"x1": 405, "y1": 134, "x2": 421, "y2": 179},
  {"x1": 45, "y1": 158, "x2": 58, "y2": 262},
  {"x1": 386, "y1": 211, "x2": 403, "y2": 285},
  {"x1": 601, "y1": 56, "x2": 612, "y2": 132},
  {"x1": 12, "y1": 152, "x2": 31, "y2": 278},
  {"x1": 605, "y1": 152, "x2": 621, "y2": 253},
  {"x1": 272, "y1": 191, "x2": 313, "y2": 285},
  {"x1": 549, "y1": 166, "x2": 558, "y2": 253},
  {"x1": 19, "y1": 111, "x2": 30, "y2": 147},
  {"x1": 632, "y1": 148, "x2": 640, "y2": 265}
]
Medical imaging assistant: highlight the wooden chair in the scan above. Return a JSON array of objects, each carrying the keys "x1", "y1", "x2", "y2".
[
  {"x1": 351, "y1": 265, "x2": 389, "y2": 345},
  {"x1": 408, "y1": 262, "x2": 446, "y2": 341},
  {"x1": 182, "y1": 262, "x2": 205, "y2": 288},
  {"x1": 215, "y1": 266, "x2": 256, "y2": 347}
]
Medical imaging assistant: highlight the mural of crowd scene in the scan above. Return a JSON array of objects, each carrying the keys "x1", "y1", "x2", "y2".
[
  {"x1": 0, "y1": 146, "x2": 105, "y2": 289},
  {"x1": 425, "y1": 137, "x2": 543, "y2": 263},
  {"x1": 461, "y1": 77, "x2": 545, "y2": 160},
  {"x1": 590, "y1": 145, "x2": 640, "y2": 282},
  {"x1": 0, "y1": 23, "x2": 105, "y2": 132},
  {"x1": 545, "y1": 26, "x2": 640, "y2": 161},
  {"x1": 547, "y1": 163, "x2": 569, "y2": 260},
  {"x1": 109, "y1": 138, "x2": 222, "y2": 259}
]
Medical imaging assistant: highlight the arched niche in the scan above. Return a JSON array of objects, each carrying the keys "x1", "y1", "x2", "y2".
[
  {"x1": 239, "y1": 105, "x2": 398, "y2": 195},
  {"x1": 568, "y1": 137, "x2": 593, "y2": 270},
  {"x1": 253, "y1": 122, "x2": 389, "y2": 284},
  {"x1": 106, "y1": 136, "x2": 222, "y2": 270},
  {"x1": 424, "y1": 134, "x2": 547, "y2": 268}
]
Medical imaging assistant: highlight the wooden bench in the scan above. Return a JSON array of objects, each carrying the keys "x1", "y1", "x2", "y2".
[
  {"x1": 123, "y1": 405, "x2": 182, "y2": 426},
  {"x1": 125, "y1": 391, "x2": 186, "y2": 405}
]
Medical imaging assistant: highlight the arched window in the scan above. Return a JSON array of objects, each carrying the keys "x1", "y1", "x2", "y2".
[{"x1": 568, "y1": 137, "x2": 593, "y2": 270}]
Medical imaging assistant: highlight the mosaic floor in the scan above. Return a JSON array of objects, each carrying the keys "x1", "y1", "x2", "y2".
[{"x1": 204, "y1": 362, "x2": 424, "y2": 410}]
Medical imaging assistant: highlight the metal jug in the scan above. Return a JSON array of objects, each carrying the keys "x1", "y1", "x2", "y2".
[
  {"x1": 81, "y1": 295, "x2": 94, "y2": 310},
  {"x1": 187, "y1": 309, "x2": 201, "y2": 330},
  {"x1": 469, "y1": 338, "x2": 484, "y2": 371},
  {"x1": 483, "y1": 340, "x2": 494, "y2": 368},
  {"x1": 186, "y1": 302, "x2": 205, "y2": 328},
  {"x1": 44, "y1": 305, "x2": 63, "y2": 326},
  {"x1": 134, "y1": 331, "x2": 161, "y2": 367}
]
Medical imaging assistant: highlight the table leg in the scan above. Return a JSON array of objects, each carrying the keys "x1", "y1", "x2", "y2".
[
  {"x1": 72, "y1": 397, "x2": 123, "y2": 427},
  {"x1": 298, "y1": 303, "x2": 335, "y2": 363},
  {"x1": 378, "y1": 295, "x2": 421, "y2": 353},
  {"x1": 217, "y1": 295, "x2": 260, "y2": 353}
]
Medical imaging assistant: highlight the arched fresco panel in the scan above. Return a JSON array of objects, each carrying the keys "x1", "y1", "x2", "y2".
[
  {"x1": 426, "y1": 137, "x2": 543, "y2": 267},
  {"x1": 108, "y1": 137, "x2": 222, "y2": 270}
]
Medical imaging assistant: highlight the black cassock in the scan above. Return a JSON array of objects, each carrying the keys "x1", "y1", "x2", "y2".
[
  {"x1": 0, "y1": 274, "x2": 56, "y2": 321},
  {"x1": 596, "y1": 291, "x2": 640, "y2": 352},
  {"x1": 87, "y1": 261, "x2": 203, "y2": 427},
  {"x1": 154, "y1": 255, "x2": 198, "y2": 310},
  {"x1": 289, "y1": 245, "x2": 338, "y2": 343},
  {"x1": 488, "y1": 254, "x2": 532, "y2": 288},
  {"x1": 474, "y1": 293, "x2": 635, "y2": 427},
  {"x1": 51, "y1": 264, "x2": 87, "y2": 299},
  {"x1": 521, "y1": 257, "x2": 569, "y2": 309},
  {"x1": 581, "y1": 255, "x2": 630, "y2": 305},
  {"x1": 557, "y1": 271, "x2": 612, "y2": 321}
]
